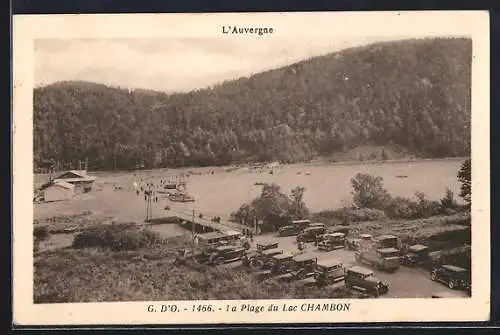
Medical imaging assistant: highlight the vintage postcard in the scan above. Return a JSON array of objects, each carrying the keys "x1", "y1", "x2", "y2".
[{"x1": 13, "y1": 11, "x2": 490, "y2": 325}]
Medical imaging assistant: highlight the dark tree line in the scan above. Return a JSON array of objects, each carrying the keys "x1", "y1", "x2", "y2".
[{"x1": 33, "y1": 37, "x2": 471, "y2": 171}]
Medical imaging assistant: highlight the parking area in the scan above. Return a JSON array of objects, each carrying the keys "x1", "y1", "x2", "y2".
[{"x1": 243, "y1": 233, "x2": 469, "y2": 298}]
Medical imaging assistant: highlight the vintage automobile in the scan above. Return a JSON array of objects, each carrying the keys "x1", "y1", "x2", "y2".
[
  {"x1": 297, "y1": 226, "x2": 327, "y2": 243},
  {"x1": 430, "y1": 264, "x2": 471, "y2": 290},
  {"x1": 344, "y1": 266, "x2": 389, "y2": 297},
  {"x1": 373, "y1": 234, "x2": 400, "y2": 249},
  {"x1": 254, "y1": 253, "x2": 295, "y2": 281},
  {"x1": 241, "y1": 242, "x2": 280, "y2": 267},
  {"x1": 401, "y1": 244, "x2": 430, "y2": 267},
  {"x1": 244, "y1": 248, "x2": 284, "y2": 268},
  {"x1": 277, "y1": 254, "x2": 318, "y2": 282},
  {"x1": 257, "y1": 242, "x2": 279, "y2": 251},
  {"x1": 197, "y1": 232, "x2": 232, "y2": 248},
  {"x1": 308, "y1": 222, "x2": 326, "y2": 229},
  {"x1": 355, "y1": 247, "x2": 400, "y2": 272},
  {"x1": 317, "y1": 232, "x2": 347, "y2": 251},
  {"x1": 206, "y1": 245, "x2": 247, "y2": 265},
  {"x1": 313, "y1": 259, "x2": 346, "y2": 286},
  {"x1": 278, "y1": 220, "x2": 311, "y2": 237}
]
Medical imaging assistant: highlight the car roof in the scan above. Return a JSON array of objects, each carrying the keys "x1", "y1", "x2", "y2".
[
  {"x1": 409, "y1": 244, "x2": 428, "y2": 251},
  {"x1": 262, "y1": 249, "x2": 282, "y2": 255},
  {"x1": 348, "y1": 266, "x2": 373, "y2": 275},
  {"x1": 303, "y1": 226, "x2": 324, "y2": 231},
  {"x1": 309, "y1": 222, "x2": 325, "y2": 226},
  {"x1": 360, "y1": 234, "x2": 372, "y2": 238},
  {"x1": 292, "y1": 219, "x2": 310, "y2": 224},
  {"x1": 223, "y1": 230, "x2": 242, "y2": 236},
  {"x1": 378, "y1": 247, "x2": 399, "y2": 253},
  {"x1": 273, "y1": 253, "x2": 294, "y2": 260},
  {"x1": 317, "y1": 259, "x2": 342, "y2": 267},
  {"x1": 376, "y1": 234, "x2": 397, "y2": 239},
  {"x1": 216, "y1": 245, "x2": 237, "y2": 251},
  {"x1": 329, "y1": 232, "x2": 345, "y2": 237},
  {"x1": 198, "y1": 232, "x2": 226, "y2": 240},
  {"x1": 442, "y1": 264, "x2": 467, "y2": 272},
  {"x1": 258, "y1": 242, "x2": 277, "y2": 246},
  {"x1": 293, "y1": 254, "x2": 317, "y2": 262}
]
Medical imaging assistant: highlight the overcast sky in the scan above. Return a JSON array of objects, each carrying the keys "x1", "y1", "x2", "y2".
[{"x1": 35, "y1": 35, "x2": 437, "y2": 93}]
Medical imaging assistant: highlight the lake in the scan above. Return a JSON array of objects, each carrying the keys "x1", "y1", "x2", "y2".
[{"x1": 34, "y1": 159, "x2": 466, "y2": 222}]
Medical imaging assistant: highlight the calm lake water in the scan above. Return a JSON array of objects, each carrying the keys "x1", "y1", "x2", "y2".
[{"x1": 34, "y1": 159, "x2": 466, "y2": 221}]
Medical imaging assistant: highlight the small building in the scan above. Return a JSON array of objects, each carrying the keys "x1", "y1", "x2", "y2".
[
  {"x1": 42, "y1": 180, "x2": 75, "y2": 202},
  {"x1": 53, "y1": 170, "x2": 97, "y2": 194}
]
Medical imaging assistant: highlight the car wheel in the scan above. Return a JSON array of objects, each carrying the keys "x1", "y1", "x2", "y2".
[
  {"x1": 430, "y1": 272, "x2": 437, "y2": 281},
  {"x1": 448, "y1": 280, "x2": 455, "y2": 289},
  {"x1": 373, "y1": 288, "x2": 379, "y2": 298}
]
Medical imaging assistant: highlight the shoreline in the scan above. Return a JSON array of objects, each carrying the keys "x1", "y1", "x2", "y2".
[{"x1": 35, "y1": 156, "x2": 469, "y2": 178}]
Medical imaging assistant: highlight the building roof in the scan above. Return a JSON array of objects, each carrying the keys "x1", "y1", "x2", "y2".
[
  {"x1": 41, "y1": 180, "x2": 75, "y2": 190},
  {"x1": 55, "y1": 170, "x2": 97, "y2": 182}
]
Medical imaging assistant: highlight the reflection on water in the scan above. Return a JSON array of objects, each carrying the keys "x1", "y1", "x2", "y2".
[{"x1": 147, "y1": 223, "x2": 190, "y2": 238}]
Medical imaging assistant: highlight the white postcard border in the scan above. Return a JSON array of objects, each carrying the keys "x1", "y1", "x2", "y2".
[{"x1": 13, "y1": 11, "x2": 490, "y2": 325}]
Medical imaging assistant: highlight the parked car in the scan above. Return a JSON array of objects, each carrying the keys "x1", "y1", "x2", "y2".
[
  {"x1": 297, "y1": 226, "x2": 327, "y2": 243},
  {"x1": 278, "y1": 254, "x2": 318, "y2": 282},
  {"x1": 207, "y1": 245, "x2": 247, "y2": 265},
  {"x1": 257, "y1": 242, "x2": 279, "y2": 251},
  {"x1": 401, "y1": 244, "x2": 430, "y2": 267},
  {"x1": 318, "y1": 232, "x2": 347, "y2": 251},
  {"x1": 278, "y1": 220, "x2": 311, "y2": 236},
  {"x1": 355, "y1": 247, "x2": 400, "y2": 272},
  {"x1": 430, "y1": 264, "x2": 470, "y2": 290},
  {"x1": 243, "y1": 247, "x2": 283, "y2": 268},
  {"x1": 254, "y1": 253, "x2": 295, "y2": 281},
  {"x1": 345, "y1": 266, "x2": 389, "y2": 297},
  {"x1": 373, "y1": 234, "x2": 400, "y2": 249},
  {"x1": 314, "y1": 259, "x2": 346, "y2": 286}
]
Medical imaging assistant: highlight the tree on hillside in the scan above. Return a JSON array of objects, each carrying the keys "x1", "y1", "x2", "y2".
[
  {"x1": 33, "y1": 38, "x2": 472, "y2": 171},
  {"x1": 350, "y1": 173, "x2": 391, "y2": 209},
  {"x1": 289, "y1": 186, "x2": 309, "y2": 219},
  {"x1": 457, "y1": 158, "x2": 471, "y2": 205}
]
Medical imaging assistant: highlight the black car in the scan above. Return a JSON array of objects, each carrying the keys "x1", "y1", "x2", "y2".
[{"x1": 430, "y1": 264, "x2": 470, "y2": 290}]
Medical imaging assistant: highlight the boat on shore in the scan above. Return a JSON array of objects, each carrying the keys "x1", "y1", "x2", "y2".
[{"x1": 168, "y1": 192, "x2": 195, "y2": 203}]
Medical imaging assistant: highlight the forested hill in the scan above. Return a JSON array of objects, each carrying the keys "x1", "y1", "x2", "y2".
[{"x1": 34, "y1": 37, "x2": 471, "y2": 171}]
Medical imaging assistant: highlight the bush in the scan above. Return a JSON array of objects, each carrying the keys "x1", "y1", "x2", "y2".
[
  {"x1": 327, "y1": 207, "x2": 387, "y2": 223},
  {"x1": 350, "y1": 173, "x2": 391, "y2": 210},
  {"x1": 34, "y1": 226, "x2": 50, "y2": 242},
  {"x1": 72, "y1": 224, "x2": 162, "y2": 251},
  {"x1": 385, "y1": 196, "x2": 418, "y2": 219}
]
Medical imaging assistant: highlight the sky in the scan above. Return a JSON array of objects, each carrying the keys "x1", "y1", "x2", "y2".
[{"x1": 35, "y1": 35, "x2": 436, "y2": 93}]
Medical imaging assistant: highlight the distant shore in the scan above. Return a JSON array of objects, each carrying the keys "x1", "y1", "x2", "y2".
[{"x1": 34, "y1": 156, "x2": 469, "y2": 179}]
